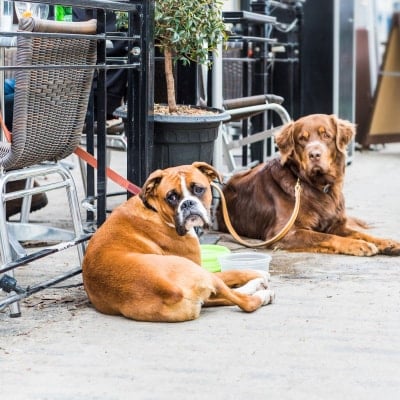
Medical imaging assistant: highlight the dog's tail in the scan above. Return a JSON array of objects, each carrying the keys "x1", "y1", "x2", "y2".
[{"x1": 347, "y1": 216, "x2": 370, "y2": 230}]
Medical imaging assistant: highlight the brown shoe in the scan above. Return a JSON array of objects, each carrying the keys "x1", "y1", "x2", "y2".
[{"x1": 5, "y1": 180, "x2": 48, "y2": 219}]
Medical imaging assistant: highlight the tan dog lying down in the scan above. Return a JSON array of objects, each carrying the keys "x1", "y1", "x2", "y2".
[{"x1": 82, "y1": 162, "x2": 274, "y2": 322}]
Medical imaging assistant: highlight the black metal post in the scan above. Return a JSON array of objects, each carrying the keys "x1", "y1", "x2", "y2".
[
  {"x1": 128, "y1": 0, "x2": 154, "y2": 188},
  {"x1": 250, "y1": 0, "x2": 269, "y2": 163},
  {"x1": 85, "y1": 92, "x2": 95, "y2": 223},
  {"x1": 95, "y1": 9, "x2": 107, "y2": 225},
  {"x1": 295, "y1": 1, "x2": 304, "y2": 117}
]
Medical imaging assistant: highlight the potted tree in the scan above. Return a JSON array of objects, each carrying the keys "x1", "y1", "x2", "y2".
[{"x1": 152, "y1": 0, "x2": 230, "y2": 169}]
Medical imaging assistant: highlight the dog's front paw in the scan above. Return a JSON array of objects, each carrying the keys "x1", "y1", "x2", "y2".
[
  {"x1": 253, "y1": 289, "x2": 275, "y2": 306},
  {"x1": 377, "y1": 240, "x2": 400, "y2": 256},
  {"x1": 346, "y1": 240, "x2": 378, "y2": 256},
  {"x1": 234, "y1": 277, "x2": 267, "y2": 295},
  {"x1": 253, "y1": 270, "x2": 270, "y2": 286}
]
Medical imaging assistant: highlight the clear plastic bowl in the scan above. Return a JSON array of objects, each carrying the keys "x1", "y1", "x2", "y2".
[{"x1": 218, "y1": 252, "x2": 271, "y2": 272}]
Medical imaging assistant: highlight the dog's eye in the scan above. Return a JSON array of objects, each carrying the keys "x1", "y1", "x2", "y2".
[
  {"x1": 166, "y1": 191, "x2": 179, "y2": 205},
  {"x1": 297, "y1": 134, "x2": 308, "y2": 145},
  {"x1": 322, "y1": 131, "x2": 332, "y2": 140},
  {"x1": 192, "y1": 185, "x2": 205, "y2": 197}
]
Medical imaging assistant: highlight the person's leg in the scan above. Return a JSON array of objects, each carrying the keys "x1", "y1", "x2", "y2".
[
  {"x1": 105, "y1": 68, "x2": 127, "y2": 119},
  {"x1": 4, "y1": 93, "x2": 14, "y2": 131}
]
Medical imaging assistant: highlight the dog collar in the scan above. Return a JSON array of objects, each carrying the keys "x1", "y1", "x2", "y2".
[
  {"x1": 288, "y1": 164, "x2": 331, "y2": 194},
  {"x1": 322, "y1": 184, "x2": 331, "y2": 194}
]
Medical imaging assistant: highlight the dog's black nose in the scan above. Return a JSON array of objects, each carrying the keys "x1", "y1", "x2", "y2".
[{"x1": 181, "y1": 199, "x2": 196, "y2": 209}]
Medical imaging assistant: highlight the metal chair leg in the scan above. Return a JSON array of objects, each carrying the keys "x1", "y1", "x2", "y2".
[
  {"x1": 0, "y1": 163, "x2": 87, "y2": 317},
  {"x1": 0, "y1": 180, "x2": 21, "y2": 317}
]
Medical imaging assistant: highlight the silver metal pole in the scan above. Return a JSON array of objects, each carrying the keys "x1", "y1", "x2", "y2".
[{"x1": 212, "y1": 42, "x2": 224, "y2": 172}]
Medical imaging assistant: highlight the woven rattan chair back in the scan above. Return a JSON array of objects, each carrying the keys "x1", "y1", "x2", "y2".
[
  {"x1": 0, "y1": 18, "x2": 97, "y2": 317},
  {"x1": 0, "y1": 17, "x2": 97, "y2": 170}
]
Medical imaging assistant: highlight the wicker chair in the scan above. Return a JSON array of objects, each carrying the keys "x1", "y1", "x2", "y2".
[{"x1": 0, "y1": 17, "x2": 97, "y2": 316}]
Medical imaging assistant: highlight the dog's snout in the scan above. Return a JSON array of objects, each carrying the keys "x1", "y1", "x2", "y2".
[
  {"x1": 308, "y1": 148, "x2": 321, "y2": 161},
  {"x1": 306, "y1": 142, "x2": 324, "y2": 162},
  {"x1": 181, "y1": 199, "x2": 196, "y2": 210}
]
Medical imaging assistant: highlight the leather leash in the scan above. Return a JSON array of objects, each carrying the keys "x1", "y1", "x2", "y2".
[
  {"x1": 74, "y1": 146, "x2": 141, "y2": 195},
  {"x1": 2, "y1": 110, "x2": 300, "y2": 239},
  {"x1": 211, "y1": 179, "x2": 301, "y2": 248}
]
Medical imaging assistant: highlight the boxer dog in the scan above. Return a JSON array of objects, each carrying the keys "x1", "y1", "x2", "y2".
[{"x1": 82, "y1": 162, "x2": 274, "y2": 322}]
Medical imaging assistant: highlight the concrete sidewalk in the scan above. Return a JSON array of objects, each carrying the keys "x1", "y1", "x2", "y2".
[{"x1": 1, "y1": 144, "x2": 400, "y2": 400}]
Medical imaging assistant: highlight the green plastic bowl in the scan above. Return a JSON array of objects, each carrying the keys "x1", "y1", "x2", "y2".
[{"x1": 200, "y1": 244, "x2": 231, "y2": 273}]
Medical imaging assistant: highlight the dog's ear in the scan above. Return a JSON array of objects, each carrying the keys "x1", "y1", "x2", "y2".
[
  {"x1": 140, "y1": 169, "x2": 163, "y2": 202},
  {"x1": 192, "y1": 161, "x2": 223, "y2": 184},
  {"x1": 331, "y1": 115, "x2": 355, "y2": 154},
  {"x1": 275, "y1": 121, "x2": 294, "y2": 165}
]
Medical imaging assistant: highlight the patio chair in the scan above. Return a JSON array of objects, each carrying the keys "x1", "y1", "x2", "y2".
[
  {"x1": 0, "y1": 17, "x2": 97, "y2": 316},
  {"x1": 221, "y1": 94, "x2": 291, "y2": 174}
]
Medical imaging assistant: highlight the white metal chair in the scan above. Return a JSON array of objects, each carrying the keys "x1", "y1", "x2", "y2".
[
  {"x1": 221, "y1": 94, "x2": 291, "y2": 174},
  {"x1": 0, "y1": 17, "x2": 97, "y2": 316}
]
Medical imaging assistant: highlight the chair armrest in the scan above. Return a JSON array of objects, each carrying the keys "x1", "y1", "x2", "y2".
[
  {"x1": 19, "y1": 17, "x2": 97, "y2": 34},
  {"x1": 223, "y1": 94, "x2": 284, "y2": 110}
]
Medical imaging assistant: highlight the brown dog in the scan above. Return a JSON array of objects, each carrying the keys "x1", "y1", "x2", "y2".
[
  {"x1": 82, "y1": 162, "x2": 274, "y2": 322},
  {"x1": 217, "y1": 114, "x2": 400, "y2": 256}
]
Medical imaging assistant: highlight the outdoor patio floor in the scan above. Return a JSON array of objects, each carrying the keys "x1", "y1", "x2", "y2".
[{"x1": 1, "y1": 143, "x2": 400, "y2": 399}]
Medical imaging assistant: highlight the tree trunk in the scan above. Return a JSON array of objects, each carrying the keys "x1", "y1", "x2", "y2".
[{"x1": 164, "y1": 47, "x2": 177, "y2": 113}]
